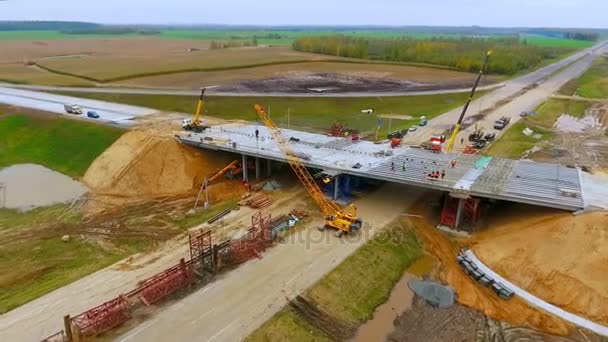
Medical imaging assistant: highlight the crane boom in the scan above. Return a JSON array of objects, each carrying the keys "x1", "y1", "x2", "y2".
[
  {"x1": 254, "y1": 104, "x2": 341, "y2": 216},
  {"x1": 446, "y1": 50, "x2": 492, "y2": 152}
]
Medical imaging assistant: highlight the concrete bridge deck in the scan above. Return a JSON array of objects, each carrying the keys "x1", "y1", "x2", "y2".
[{"x1": 178, "y1": 123, "x2": 585, "y2": 211}]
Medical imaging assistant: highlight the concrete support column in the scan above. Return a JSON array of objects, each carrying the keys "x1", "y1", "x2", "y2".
[
  {"x1": 255, "y1": 157, "x2": 261, "y2": 179},
  {"x1": 333, "y1": 175, "x2": 340, "y2": 200},
  {"x1": 266, "y1": 159, "x2": 272, "y2": 177},
  {"x1": 455, "y1": 198, "x2": 465, "y2": 229},
  {"x1": 242, "y1": 154, "x2": 249, "y2": 182}
]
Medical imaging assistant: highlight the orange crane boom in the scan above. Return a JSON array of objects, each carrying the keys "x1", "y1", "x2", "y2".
[{"x1": 254, "y1": 104, "x2": 361, "y2": 236}]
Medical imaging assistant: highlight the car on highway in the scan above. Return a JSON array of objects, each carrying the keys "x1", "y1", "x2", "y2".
[
  {"x1": 408, "y1": 126, "x2": 418, "y2": 132},
  {"x1": 87, "y1": 111, "x2": 100, "y2": 119},
  {"x1": 64, "y1": 104, "x2": 83, "y2": 115}
]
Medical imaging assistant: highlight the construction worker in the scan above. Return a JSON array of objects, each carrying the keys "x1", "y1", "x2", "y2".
[
  {"x1": 441, "y1": 170, "x2": 446, "y2": 179},
  {"x1": 255, "y1": 129, "x2": 259, "y2": 140},
  {"x1": 450, "y1": 160, "x2": 457, "y2": 168},
  {"x1": 391, "y1": 161, "x2": 395, "y2": 172},
  {"x1": 402, "y1": 162, "x2": 407, "y2": 171},
  {"x1": 461, "y1": 137, "x2": 464, "y2": 145}
]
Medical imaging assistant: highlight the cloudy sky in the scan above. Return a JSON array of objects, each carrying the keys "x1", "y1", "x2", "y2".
[{"x1": 1, "y1": 0, "x2": 606, "y2": 27}]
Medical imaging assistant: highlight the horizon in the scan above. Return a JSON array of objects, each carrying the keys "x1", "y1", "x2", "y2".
[{"x1": 1, "y1": 0, "x2": 608, "y2": 28}]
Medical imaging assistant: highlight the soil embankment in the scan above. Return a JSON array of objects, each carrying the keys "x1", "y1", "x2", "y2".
[
  {"x1": 471, "y1": 206, "x2": 608, "y2": 326},
  {"x1": 83, "y1": 130, "x2": 239, "y2": 210}
]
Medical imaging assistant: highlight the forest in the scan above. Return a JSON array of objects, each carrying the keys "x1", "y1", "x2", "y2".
[{"x1": 292, "y1": 36, "x2": 576, "y2": 74}]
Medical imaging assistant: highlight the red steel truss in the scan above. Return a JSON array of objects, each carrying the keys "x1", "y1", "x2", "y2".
[
  {"x1": 71, "y1": 296, "x2": 131, "y2": 337},
  {"x1": 138, "y1": 258, "x2": 194, "y2": 306},
  {"x1": 189, "y1": 229, "x2": 212, "y2": 273}
]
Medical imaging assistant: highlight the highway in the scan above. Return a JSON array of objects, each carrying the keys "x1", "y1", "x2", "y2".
[
  {"x1": 403, "y1": 41, "x2": 608, "y2": 147},
  {"x1": 0, "y1": 86, "x2": 158, "y2": 126}
]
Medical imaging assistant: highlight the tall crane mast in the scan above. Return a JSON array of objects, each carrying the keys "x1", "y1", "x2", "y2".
[
  {"x1": 182, "y1": 88, "x2": 209, "y2": 132},
  {"x1": 254, "y1": 104, "x2": 362, "y2": 236},
  {"x1": 446, "y1": 51, "x2": 492, "y2": 152}
]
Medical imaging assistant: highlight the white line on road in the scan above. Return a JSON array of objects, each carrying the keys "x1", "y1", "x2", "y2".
[{"x1": 206, "y1": 319, "x2": 238, "y2": 342}]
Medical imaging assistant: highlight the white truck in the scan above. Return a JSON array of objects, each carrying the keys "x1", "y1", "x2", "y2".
[{"x1": 64, "y1": 104, "x2": 83, "y2": 115}]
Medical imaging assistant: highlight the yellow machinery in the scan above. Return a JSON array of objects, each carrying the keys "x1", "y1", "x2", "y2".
[
  {"x1": 446, "y1": 51, "x2": 492, "y2": 152},
  {"x1": 209, "y1": 160, "x2": 240, "y2": 183},
  {"x1": 182, "y1": 88, "x2": 210, "y2": 132},
  {"x1": 254, "y1": 104, "x2": 362, "y2": 237}
]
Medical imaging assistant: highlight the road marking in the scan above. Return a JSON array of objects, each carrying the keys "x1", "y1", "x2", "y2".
[
  {"x1": 191, "y1": 308, "x2": 215, "y2": 325},
  {"x1": 206, "y1": 319, "x2": 238, "y2": 342},
  {"x1": 118, "y1": 317, "x2": 161, "y2": 342}
]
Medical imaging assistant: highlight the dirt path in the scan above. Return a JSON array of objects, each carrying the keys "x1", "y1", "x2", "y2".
[{"x1": 0, "y1": 183, "x2": 422, "y2": 341}]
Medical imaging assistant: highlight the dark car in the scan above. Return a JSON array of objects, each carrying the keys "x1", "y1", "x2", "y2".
[
  {"x1": 87, "y1": 111, "x2": 100, "y2": 119},
  {"x1": 484, "y1": 132, "x2": 496, "y2": 141},
  {"x1": 474, "y1": 140, "x2": 487, "y2": 149}
]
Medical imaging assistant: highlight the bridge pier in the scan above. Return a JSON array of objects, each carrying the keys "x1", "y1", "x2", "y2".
[
  {"x1": 440, "y1": 194, "x2": 482, "y2": 231},
  {"x1": 255, "y1": 157, "x2": 261, "y2": 179},
  {"x1": 333, "y1": 174, "x2": 340, "y2": 200},
  {"x1": 266, "y1": 159, "x2": 272, "y2": 177},
  {"x1": 242, "y1": 154, "x2": 249, "y2": 182}
]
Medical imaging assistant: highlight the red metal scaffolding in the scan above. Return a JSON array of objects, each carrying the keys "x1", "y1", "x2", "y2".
[
  {"x1": 138, "y1": 258, "x2": 194, "y2": 306},
  {"x1": 189, "y1": 229, "x2": 212, "y2": 274},
  {"x1": 71, "y1": 296, "x2": 131, "y2": 337}
]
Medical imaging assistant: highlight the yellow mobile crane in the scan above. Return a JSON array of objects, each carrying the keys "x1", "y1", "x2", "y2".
[
  {"x1": 254, "y1": 104, "x2": 362, "y2": 237},
  {"x1": 182, "y1": 88, "x2": 210, "y2": 132},
  {"x1": 446, "y1": 51, "x2": 492, "y2": 152}
]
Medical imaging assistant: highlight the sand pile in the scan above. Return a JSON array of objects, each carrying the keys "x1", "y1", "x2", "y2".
[
  {"x1": 409, "y1": 209, "x2": 572, "y2": 336},
  {"x1": 471, "y1": 207, "x2": 608, "y2": 326},
  {"x1": 83, "y1": 130, "x2": 238, "y2": 200}
]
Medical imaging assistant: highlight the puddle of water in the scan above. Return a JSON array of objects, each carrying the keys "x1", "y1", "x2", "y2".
[
  {"x1": 0, "y1": 164, "x2": 87, "y2": 211},
  {"x1": 407, "y1": 254, "x2": 435, "y2": 277},
  {"x1": 353, "y1": 273, "x2": 415, "y2": 342}
]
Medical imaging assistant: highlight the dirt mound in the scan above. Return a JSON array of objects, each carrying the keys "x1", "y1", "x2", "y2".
[
  {"x1": 471, "y1": 207, "x2": 608, "y2": 327},
  {"x1": 83, "y1": 130, "x2": 237, "y2": 199},
  {"x1": 409, "y1": 199, "x2": 573, "y2": 336}
]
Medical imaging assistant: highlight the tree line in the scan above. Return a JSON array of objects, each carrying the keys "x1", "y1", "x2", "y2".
[{"x1": 292, "y1": 35, "x2": 575, "y2": 75}]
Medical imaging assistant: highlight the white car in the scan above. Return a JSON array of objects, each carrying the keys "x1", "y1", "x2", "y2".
[{"x1": 408, "y1": 126, "x2": 418, "y2": 132}]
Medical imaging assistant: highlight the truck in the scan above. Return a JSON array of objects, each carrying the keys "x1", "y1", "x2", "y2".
[
  {"x1": 420, "y1": 135, "x2": 445, "y2": 153},
  {"x1": 64, "y1": 104, "x2": 83, "y2": 115},
  {"x1": 493, "y1": 116, "x2": 511, "y2": 130}
]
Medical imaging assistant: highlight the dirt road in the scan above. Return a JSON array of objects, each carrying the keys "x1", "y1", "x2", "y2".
[
  {"x1": 0, "y1": 183, "x2": 423, "y2": 341},
  {"x1": 403, "y1": 41, "x2": 608, "y2": 148}
]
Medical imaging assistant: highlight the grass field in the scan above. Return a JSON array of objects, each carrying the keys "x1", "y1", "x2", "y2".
[
  {"x1": 52, "y1": 91, "x2": 479, "y2": 137},
  {"x1": 0, "y1": 30, "x2": 141, "y2": 40},
  {"x1": 560, "y1": 56, "x2": 608, "y2": 98},
  {"x1": 0, "y1": 64, "x2": 95, "y2": 86},
  {"x1": 0, "y1": 108, "x2": 124, "y2": 178},
  {"x1": 248, "y1": 220, "x2": 422, "y2": 340},
  {"x1": 486, "y1": 99, "x2": 589, "y2": 158},
  {"x1": 35, "y1": 46, "x2": 334, "y2": 82},
  {"x1": 521, "y1": 35, "x2": 595, "y2": 48}
]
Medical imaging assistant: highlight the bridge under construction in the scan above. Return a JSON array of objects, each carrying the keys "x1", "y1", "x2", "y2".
[{"x1": 178, "y1": 123, "x2": 593, "y2": 230}]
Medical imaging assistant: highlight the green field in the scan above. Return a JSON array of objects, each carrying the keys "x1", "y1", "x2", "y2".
[
  {"x1": 521, "y1": 35, "x2": 595, "y2": 48},
  {"x1": 50, "y1": 92, "x2": 481, "y2": 138},
  {"x1": 0, "y1": 110, "x2": 124, "y2": 177},
  {"x1": 248, "y1": 221, "x2": 422, "y2": 340},
  {"x1": 0, "y1": 29, "x2": 595, "y2": 49},
  {"x1": 560, "y1": 56, "x2": 608, "y2": 98},
  {"x1": 486, "y1": 99, "x2": 589, "y2": 158}
]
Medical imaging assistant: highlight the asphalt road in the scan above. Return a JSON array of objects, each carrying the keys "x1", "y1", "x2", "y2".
[
  {"x1": 402, "y1": 41, "x2": 608, "y2": 147},
  {"x1": 0, "y1": 86, "x2": 158, "y2": 126}
]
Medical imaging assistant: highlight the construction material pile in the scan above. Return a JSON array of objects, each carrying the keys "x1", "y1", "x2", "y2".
[
  {"x1": 83, "y1": 130, "x2": 238, "y2": 203},
  {"x1": 471, "y1": 207, "x2": 608, "y2": 326}
]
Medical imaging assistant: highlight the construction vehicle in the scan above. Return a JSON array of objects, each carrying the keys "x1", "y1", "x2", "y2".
[
  {"x1": 390, "y1": 138, "x2": 401, "y2": 148},
  {"x1": 493, "y1": 116, "x2": 511, "y2": 130},
  {"x1": 182, "y1": 88, "x2": 210, "y2": 132},
  {"x1": 445, "y1": 51, "x2": 492, "y2": 152},
  {"x1": 420, "y1": 135, "x2": 445, "y2": 153},
  {"x1": 254, "y1": 104, "x2": 362, "y2": 237},
  {"x1": 209, "y1": 160, "x2": 240, "y2": 183},
  {"x1": 64, "y1": 104, "x2": 83, "y2": 115},
  {"x1": 468, "y1": 125, "x2": 485, "y2": 142}
]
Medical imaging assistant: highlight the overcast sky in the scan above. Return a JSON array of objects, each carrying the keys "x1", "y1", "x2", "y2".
[{"x1": 1, "y1": 0, "x2": 606, "y2": 28}]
